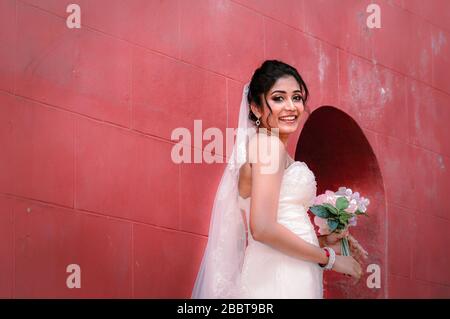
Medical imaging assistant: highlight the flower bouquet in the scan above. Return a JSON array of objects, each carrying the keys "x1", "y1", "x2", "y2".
[{"x1": 310, "y1": 187, "x2": 369, "y2": 256}]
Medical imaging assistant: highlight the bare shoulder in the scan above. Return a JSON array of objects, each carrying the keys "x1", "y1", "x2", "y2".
[
  {"x1": 248, "y1": 132, "x2": 286, "y2": 150},
  {"x1": 248, "y1": 132, "x2": 287, "y2": 166}
]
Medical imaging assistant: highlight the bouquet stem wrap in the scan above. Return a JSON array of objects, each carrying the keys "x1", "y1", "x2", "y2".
[{"x1": 341, "y1": 237, "x2": 351, "y2": 256}]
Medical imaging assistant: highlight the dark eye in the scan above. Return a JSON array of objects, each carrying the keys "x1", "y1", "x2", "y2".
[{"x1": 273, "y1": 95, "x2": 304, "y2": 102}]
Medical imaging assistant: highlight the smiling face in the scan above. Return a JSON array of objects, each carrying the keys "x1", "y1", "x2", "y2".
[{"x1": 250, "y1": 75, "x2": 306, "y2": 142}]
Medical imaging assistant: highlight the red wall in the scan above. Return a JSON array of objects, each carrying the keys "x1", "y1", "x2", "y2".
[{"x1": 1, "y1": 0, "x2": 449, "y2": 298}]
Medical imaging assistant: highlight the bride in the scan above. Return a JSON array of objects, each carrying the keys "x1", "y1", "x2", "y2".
[{"x1": 191, "y1": 60, "x2": 367, "y2": 299}]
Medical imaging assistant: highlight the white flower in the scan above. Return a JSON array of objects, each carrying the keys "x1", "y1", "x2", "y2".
[
  {"x1": 351, "y1": 191, "x2": 360, "y2": 202},
  {"x1": 335, "y1": 186, "x2": 353, "y2": 197},
  {"x1": 357, "y1": 197, "x2": 370, "y2": 212}
]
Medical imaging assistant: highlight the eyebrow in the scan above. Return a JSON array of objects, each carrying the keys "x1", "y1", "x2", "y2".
[{"x1": 271, "y1": 90, "x2": 303, "y2": 95}]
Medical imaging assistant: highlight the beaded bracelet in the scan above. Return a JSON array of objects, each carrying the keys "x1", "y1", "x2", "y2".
[{"x1": 318, "y1": 247, "x2": 336, "y2": 270}]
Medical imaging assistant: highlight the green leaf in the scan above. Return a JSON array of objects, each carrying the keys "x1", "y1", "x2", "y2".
[
  {"x1": 309, "y1": 205, "x2": 330, "y2": 218},
  {"x1": 336, "y1": 197, "x2": 349, "y2": 210},
  {"x1": 327, "y1": 219, "x2": 339, "y2": 232},
  {"x1": 322, "y1": 203, "x2": 338, "y2": 215},
  {"x1": 339, "y1": 215, "x2": 349, "y2": 225}
]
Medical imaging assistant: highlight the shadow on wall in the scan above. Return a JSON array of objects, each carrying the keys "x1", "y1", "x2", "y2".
[{"x1": 296, "y1": 106, "x2": 386, "y2": 298}]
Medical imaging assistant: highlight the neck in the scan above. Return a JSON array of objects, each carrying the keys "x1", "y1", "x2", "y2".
[
  {"x1": 258, "y1": 127, "x2": 289, "y2": 148},
  {"x1": 279, "y1": 133, "x2": 289, "y2": 148}
]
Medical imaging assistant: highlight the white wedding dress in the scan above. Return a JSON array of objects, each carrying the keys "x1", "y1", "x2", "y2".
[{"x1": 236, "y1": 160, "x2": 324, "y2": 298}]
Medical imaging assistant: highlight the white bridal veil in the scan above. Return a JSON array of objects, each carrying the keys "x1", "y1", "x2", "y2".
[{"x1": 191, "y1": 82, "x2": 256, "y2": 298}]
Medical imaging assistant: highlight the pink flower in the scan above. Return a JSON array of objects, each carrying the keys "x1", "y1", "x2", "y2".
[
  {"x1": 314, "y1": 190, "x2": 337, "y2": 206},
  {"x1": 324, "y1": 190, "x2": 337, "y2": 206},
  {"x1": 314, "y1": 216, "x2": 331, "y2": 235},
  {"x1": 345, "y1": 199, "x2": 358, "y2": 214},
  {"x1": 314, "y1": 194, "x2": 327, "y2": 205}
]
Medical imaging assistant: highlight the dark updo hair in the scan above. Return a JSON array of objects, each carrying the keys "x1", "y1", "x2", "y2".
[{"x1": 247, "y1": 60, "x2": 310, "y2": 127}]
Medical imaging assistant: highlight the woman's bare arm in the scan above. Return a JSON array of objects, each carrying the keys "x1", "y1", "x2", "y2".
[
  {"x1": 238, "y1": 162, "x2": 252, "y2": 199},
  {"x1": 248, "y1": 133, "x2": 328, "y2": 265}
]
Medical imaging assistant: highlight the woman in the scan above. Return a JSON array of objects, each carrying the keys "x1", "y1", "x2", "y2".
[{"x1": 192, "y1": 60, "x2": 367, "y2": 299}]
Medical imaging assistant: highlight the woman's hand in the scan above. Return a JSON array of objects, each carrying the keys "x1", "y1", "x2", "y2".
[
  {"x1": 332, "y1": 255, "x2": 363, "y2": 281},
  {"x1": 347, "y1": 234, "x2": 369, "y2": 264},
  {"x1": 320, "y1": 230, "x2": 369, "y2": 264},
  {"x1": 319, "y1": 229, "x2": 349, "y2": 255}
]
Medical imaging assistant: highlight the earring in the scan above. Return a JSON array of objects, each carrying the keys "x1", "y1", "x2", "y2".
[{"x1": 255, "y1": 118, "x2": 260, "y2": 127}]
